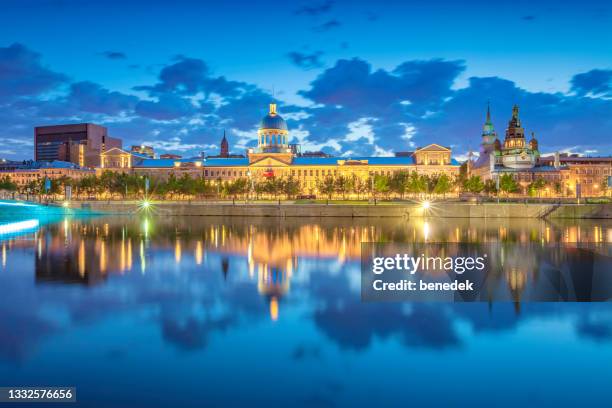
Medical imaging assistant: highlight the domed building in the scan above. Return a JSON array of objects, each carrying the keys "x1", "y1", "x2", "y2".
[
  {"x1": 199, "y1": 102, "x2": 460, "y2": 196},
  {"x1": 257, "y1": 103, "x2": 290, "y2": 153},
  {"x1": 471, "y1": 103, "x2": 568, "y2": 195},
  {"x1": 500, "y1": 105, "x2": 538, "y2": 169}
]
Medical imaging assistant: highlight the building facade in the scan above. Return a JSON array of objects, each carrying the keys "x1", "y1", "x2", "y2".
[
  {"x1": 35, "y1": 123, "x2": 122, "y2": 167},
  {"x1": 539, "y1": 154, "x2": 612, "y2": 197},
  {"x1": 0, "y1": 161, "x2": 94, "y2": 187},
  {"x1": 471, "y1": 105, "x2": 570, "y2": 194},
  {"x1": 202, "y1": 104, "x2": 459, "y2": 192},
  {"x1": 97, "y1": 103, "x2": 460, "y2": 194}
]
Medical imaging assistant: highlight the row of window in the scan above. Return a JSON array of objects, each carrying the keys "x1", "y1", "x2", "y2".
[
  {"x1": 202, "y1": 168, "x2": 415, "y2": 179},
  {"x1": 572, "y1": 167, "x2": 611, "y2": 175}
]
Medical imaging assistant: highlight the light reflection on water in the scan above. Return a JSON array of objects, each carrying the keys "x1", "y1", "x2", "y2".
[{"x1": 0, "y1": 215, "x2": 611, "y2": 407}]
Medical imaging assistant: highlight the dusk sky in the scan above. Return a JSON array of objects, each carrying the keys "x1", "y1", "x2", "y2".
[{"x1": 1, "y1": 0, "x2": 611, "y2": 160}]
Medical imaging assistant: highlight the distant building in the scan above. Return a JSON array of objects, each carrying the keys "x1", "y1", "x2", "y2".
[
  {"x1": 539, "y1": 154, "x2": 612, "y2": 197},
  {"x1": 34, "y1": 123, "x2": 121, "y2": 167},
  {"x1": 130, "y1": 145, "x2": 154, "y2": 158},
  {"x1": 160, "y1": 153, "x2": 182, "y2": 159},
  {"x1": 0, "y1": 160, "x2": 94, "y2": 187}
]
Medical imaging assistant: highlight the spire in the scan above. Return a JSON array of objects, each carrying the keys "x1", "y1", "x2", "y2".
[
  {"x1": 269, "y1": 103, "x2": 277, "y2": 116},
  {"x1": 486, "y1": 100, "x2": 491, "y2": 124},
  {"x1": 220, "y1": 129, "x2": 229, "y2": 157}
]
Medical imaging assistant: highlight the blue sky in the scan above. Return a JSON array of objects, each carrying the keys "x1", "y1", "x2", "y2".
[{"x1": 0, "y1": 0, "x2": 611, "y2": 160}]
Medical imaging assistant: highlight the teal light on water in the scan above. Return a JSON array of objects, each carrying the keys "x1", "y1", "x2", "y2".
[
  {"x1": 0, "y1": 219, "x2": 39, "y2": 235},
  {"x1": 0, "y1": 200, "x2": 37, "y2": 207}
]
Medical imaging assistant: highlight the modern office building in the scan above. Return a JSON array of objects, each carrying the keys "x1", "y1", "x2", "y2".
[{"x1": 34, "y1": 123, "x2": 121, "y2": 167}]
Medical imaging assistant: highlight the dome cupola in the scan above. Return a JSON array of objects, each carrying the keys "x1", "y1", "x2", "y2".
[{"x1": 257, "y1": 103, "x2": 290, "y2": 153}]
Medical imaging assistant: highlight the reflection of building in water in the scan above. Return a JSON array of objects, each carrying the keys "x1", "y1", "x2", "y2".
[
  {"x1": 15, "y1": 216, "x2": 612, "y2": 314},
  {"x1": 34, "y1": 220, "x2": 139, "y2": 285},
  {"x1": 257, "y1": 262, "x2": 295, "y2": 321}
]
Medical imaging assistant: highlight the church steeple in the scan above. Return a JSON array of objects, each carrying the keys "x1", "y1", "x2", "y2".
[
  {"x1": 220, "y1": 130, "x2": 229, "y2": 158},
  {"x1": 481, "y1": 102, "x2": 497, "y2": 149}
]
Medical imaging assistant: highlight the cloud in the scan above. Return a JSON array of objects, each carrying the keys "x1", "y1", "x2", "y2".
[
  {"x1": 2, "y1": 42, "x2": 612, "y2": 161},
  {"x1": 66, "y1": 81, "x2": 138, "y2": 115},
  {"x1": 0, "y1": 42, "x2": 67, "y2": 102},
  {"x1": 297, "y1": 58, "x2": 465, "y2": 153},
  {"x1": 570, "y1": 69, "x2": 612, "y2": 97},
  {"x1": 140, "y1": 136, "x2": 215, "y2": 153},
  {"x1": 313, "y1": 19, "x2": 341, "y2": 32},
  {"x1": 100, "y1": 50, "x2": 127, "y2": 60},
  {"x1": 522, "y1": 15, "x2": 536, "y2": 21},
  {"x1": 135, "y1": 56, "x2": 244, "y2": 98},
  {"x1": 295, "y1": 0, "x2": 333, "y2": 16},
  {"x1": 287, "y1": 50, "x2": 324, "y2": 70},
  {"x1": 135, "y1": 94, "x2": 196, "y2": 120}
]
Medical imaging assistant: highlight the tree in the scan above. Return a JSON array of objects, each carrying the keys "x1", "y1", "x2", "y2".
[
  {"x1": 528, "y1": 177, "x2": 546, "y2": 197},
  {"x1": 0, "y1": 176, "x2": 17, "y2": 192},
  {"x1": 224, "y1": 178, "x2": 249, "y2": 199},
  {"x1": 283, "y1": 176, "x2": 301, "y2": 199},
  {"x1": 334, "y1": 175, "x2": 354, "y2": 200},
  {"x1": 483, "y1": 179, "x2": 498, "y2": 196},
  {"x1": 353, "y1": 177, "x2": 368, "y2": 200},
  {"x1": 318, "y1": 175, "x2": 335, "y2": 200},
  {"x1": 433, "y1": 173, "x2": 452, "y2": 197},
  {"x1": 373, "y1": 174, "x2": 390, "y2": 199},
  {"x1": 499, "y1": 173, "x2": 519, "y2": 196},
  {"x1": 390, "y1": 172, "x2": 408, "y2": 198},
  {"x1": 463, "y1": 175, "x2": 484, "y2": 194},
  {"x1": 405, "y1": 171, "x2": 427, "y2": 197}
]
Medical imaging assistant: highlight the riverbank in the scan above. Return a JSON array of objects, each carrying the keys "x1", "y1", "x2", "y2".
[{"x1": 61, "y1": 200, "x2": 612, "y2": 219}]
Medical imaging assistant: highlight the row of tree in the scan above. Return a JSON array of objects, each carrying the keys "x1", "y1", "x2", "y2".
[{"x1": 0, "y1": 169, "x2": 585, "y2": 201}]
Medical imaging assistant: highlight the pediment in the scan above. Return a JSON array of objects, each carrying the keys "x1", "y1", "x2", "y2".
[
  {"x1": 417, "y1": 143, "x2": 450, "y2": 152},
  {"x1": 102, "y1": 147, "x2": 130, "y2": 156},
  {"x1": 249, "y1": 156, "x2": 292, "y2": 167}
]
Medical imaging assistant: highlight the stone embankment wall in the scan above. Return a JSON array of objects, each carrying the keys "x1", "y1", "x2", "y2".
[{"x1": 67, "y1": 201, "x2": 612, "y2": 219}]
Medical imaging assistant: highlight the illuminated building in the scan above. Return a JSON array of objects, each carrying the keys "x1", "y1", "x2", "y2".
[
  {"x1": 471, "y1": 105, "x2": 570, "y2": 194},
  {"x1": 35, "y1": 123, "x2": 121, "y2": 167},
  {"x1": 203, "y1": 103, "x2": 460, "y2": 191},
  {"x1": 0, "y1": 160, "x2": 94, "y2": 187},
  {"x1": 97, "y1": 102, "x2": 459, "y2": 194},
  {"x1": 539, "y1": 154, "x2": 612, "y2": 197}
]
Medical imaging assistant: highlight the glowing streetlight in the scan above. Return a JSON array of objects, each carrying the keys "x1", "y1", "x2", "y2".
[
  {"x1": 62, "y1": 201, "x2": 70, "y2": 208},
  {"x1": 422, "y1": 200, "x2": 431, "y2": 210}
]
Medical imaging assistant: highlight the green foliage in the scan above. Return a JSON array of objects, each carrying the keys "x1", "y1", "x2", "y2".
[
  {"x1": 499, "y1": 173, "x2": 519, "y2": 195},
  {"x1": 373, "y1": 174, "x2": 390, "y2": 197},
  {"x1": 318, "y1": 175, "x2": 335, "y2": 199},
  {"x1": 483, "y1": 179, "x2": 498, "y2": 195},
  {"x1": 405, "y1": 171, "x2": 427, "y2": 196},
  {"x1": 463, "y1": 175, "x2": 484, "y2": 193},
  {"x1": 0, "y1": 176, "x2": 17, "y2": 191},
  {"x1": 433, "y1": 173, "x2": 452, "y2": 196}
]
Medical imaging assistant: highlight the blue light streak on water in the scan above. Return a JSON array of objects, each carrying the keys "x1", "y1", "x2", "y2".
[{"x1": 0, "y1": 219, "x2": 39, "y2": 235}]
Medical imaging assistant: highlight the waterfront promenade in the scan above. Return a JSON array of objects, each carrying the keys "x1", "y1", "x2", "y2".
[{"x1": 56, "y1": 200, "x2": 612, "y2": 219}]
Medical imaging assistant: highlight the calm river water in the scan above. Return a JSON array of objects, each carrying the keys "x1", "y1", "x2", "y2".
[{"x1": 0, "y1": 211, "x2": 611, "y2": 407}]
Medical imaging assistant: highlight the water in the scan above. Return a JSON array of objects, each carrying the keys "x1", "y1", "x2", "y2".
[{"x1": 0, "y1": 212, "x2": 611, "y2": 407}]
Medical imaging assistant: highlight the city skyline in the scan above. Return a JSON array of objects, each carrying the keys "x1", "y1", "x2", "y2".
[{"x1": 1, "y1": 0, "x2": 611, "y2": 161}]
